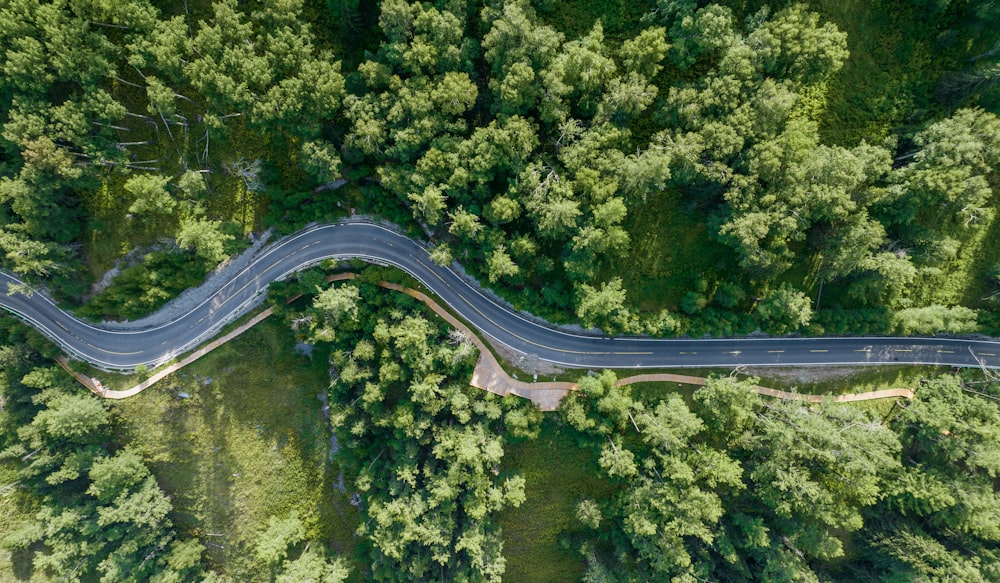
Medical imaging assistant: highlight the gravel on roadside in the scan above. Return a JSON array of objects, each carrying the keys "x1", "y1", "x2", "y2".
[{"x1": 96, "y1": 230, "x2": 273, "y2": 331}]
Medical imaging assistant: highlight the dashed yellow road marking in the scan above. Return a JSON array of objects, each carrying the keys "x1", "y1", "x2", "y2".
[{"x1": 810, "y1": 350, "x2": 828, "y2": 353}]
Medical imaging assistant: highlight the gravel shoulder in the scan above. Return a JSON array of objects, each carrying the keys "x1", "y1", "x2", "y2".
[{"x1": 96, "y1": 231, "x2": 273, "y2": 331}]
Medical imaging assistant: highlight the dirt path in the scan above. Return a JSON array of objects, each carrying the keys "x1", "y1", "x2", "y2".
[{"x1": 59, "y1": 277, "x2": 915, "y2": 410}]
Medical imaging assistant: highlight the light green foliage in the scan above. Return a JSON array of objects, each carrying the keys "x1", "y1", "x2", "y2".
[
  {"x1": 861, "y1": 375, "x2": 1000, "y2": 580},
  {"x1": 756, "y1": 284, "x2": 814, "y2": 335},
  {"x1": 575, "y1": 278, "x2": 633, "y2": 334},
  {"x1": 31, "y1": 392, "x2": 110, "y2": 443},
  {"x1": 176, "y1": 170, "x2": 208, "y2": 199},
  {"x1": 429, "y1": 243, "x2": 453, "y2": 267},
  {"x1": 313, "y1": 284, "x2": 361, "y2": 324},
  {"x1": 0, "y1": 352, "x2": 203, "y2": 582},
  {"x1": 300, "y1": 140, "x2": 342, "y2": 184},
  {"x1": 449, "y1": 207, "x2": 484, "y2": 241},
  {"x1": 619, "y1": 27, "x2": 669, "y2": 80},
  {"x1": 87, "y1": 447, "x2": 151, "y2": 503},
  {"x1": 126, "y1": 174, "x2": 175, "y2": 217},
  {"x1": 317, "y1": 285, "x2": 537, "y2": 582},
  {"x1": 890, "y1": 108, "x2": 1000, "y2": 230},
  {"x1": 275, "y1": 546, "x2": 349, "y2": 583},
  {"x1": 562, "y1": 372, "x2": 914, "y2": 580},
  {"x1": 749, "y1": 4, "x2": 850, "y2": 84},
  {"x1": 309, "y1": 283, "x2": 361, "y2": 342},
  {"x1": 892, "y1": 305, "x2": 979, "y2": 335},
  {"x1": 884, "y1": 109, "x2": 1000, "y2": 306},
  {"x1": 486, "y1": 245, "x2": 519, "y2": 283},
  {"x1": 255, "y1": 512, "x2": 307, "y2": 567},
  {"x1": 175, "y1": 217, "x2": 234, "y2": 264},
  {"x1": 409, "y1": 185, "x2": 448, "y2": 226},
  {"x1": 575, "y1": 499, "x2": 603, "y2": 530},
  {"x1": 0, "y1": 227, "x2": 64, "y2": 277}
]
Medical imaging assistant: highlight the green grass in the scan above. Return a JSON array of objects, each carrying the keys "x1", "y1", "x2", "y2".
[
  {"x1": 537, "y1": 0, "x2": 656, "y2": 41},
  {"x1": 110, "y1": 319, "x2": 359, "y2": 580},
  {"x1": 498, "y1": 417, "x2": 614, "y2": 583},
  {"x1": 612, "y1": 188, "x2": 732, "y2": 312},
  {"x1": 808, "y1": 0, "x2": 967, "y2": 146}
]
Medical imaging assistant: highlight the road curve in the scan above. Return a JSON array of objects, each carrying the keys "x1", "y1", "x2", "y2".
[{"x1": 2, "y1": 220, "x2": 999, "y2": 372}]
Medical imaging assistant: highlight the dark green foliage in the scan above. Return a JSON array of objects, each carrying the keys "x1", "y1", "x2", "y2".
[
  {"x1": 560, "y1": 371, "x2": 1000, "y2": 581},
  {"x1": 1, "y1": 0, "x2": 998, "y2": 335},
  {"x1": 79, "y1": 250, "x2": 210, "y2": 321},
  {"x1": 0, "y1": 325, "x2": 205, "y2": 582},
  {"x1": 284, "y1": 279, "x2": 539, "y2": 582},
  {"x1": 3, "y1": 1, "x2": 1000, "y2": 577}
]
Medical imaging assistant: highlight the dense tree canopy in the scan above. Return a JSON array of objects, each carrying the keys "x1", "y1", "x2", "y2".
[
  {"x1": 1, "y1": 1, "x2": 999, "y2": 578},
  {"x1": 0, "y1": 0, "x2": 995, "y2": 334},
  {"x1": 559, "y1": 371, "x2": 1000, "y2": 581}
]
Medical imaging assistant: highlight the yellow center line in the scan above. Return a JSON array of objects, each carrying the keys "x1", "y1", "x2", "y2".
[
  {"x1": 810, "y1": 350, "x2": 828, "y2": 353},
  {"x1": 410, "y1": 259, "x2": 656, "y2": 355},
  {"x1": 217, "y1": 275, "x2": 265, "y2": 309},
  {"x1": 455, "y1": 292, "x2": 619, "y2": 355},
  {"x1": 88, "y1": 344, "x2": 141, "y2": 356},
  {"x1": 855, "y1": 349, "x2": 872, "y2": 352},
  {"x1": 417, "y1": 258, "x2": 448, "y2": 285},
  {"x1": 894, "y1": 349, "x2": 912, "y2": 352}
]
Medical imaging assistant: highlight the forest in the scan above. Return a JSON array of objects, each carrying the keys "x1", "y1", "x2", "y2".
[{"x1": 1, "y1": 0, "x2": 999, "y2": 580}]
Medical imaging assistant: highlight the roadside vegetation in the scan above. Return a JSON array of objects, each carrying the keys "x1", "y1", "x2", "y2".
[
  {"x1": 0, "y1": 0, "x2": 996, "y2": 334},
  {"x1": 5, "y1": 278, "x2": 1000, "y2": 580},
  {"x1": 2, "y1": 0, "x2": 1000, "y2": 581}
]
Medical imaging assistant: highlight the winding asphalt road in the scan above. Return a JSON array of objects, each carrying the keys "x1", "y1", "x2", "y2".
[{"x1": 2, "y1": 220, "x2": 999, "y2": 372}]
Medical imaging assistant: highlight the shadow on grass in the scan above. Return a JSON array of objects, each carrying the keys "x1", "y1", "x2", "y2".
[
  {"x1": 112, "y1": 319, "x2": 359, "y2": 580},
  {"x1": 498, "y1": 417, "x2": 615, "y2": 583}
]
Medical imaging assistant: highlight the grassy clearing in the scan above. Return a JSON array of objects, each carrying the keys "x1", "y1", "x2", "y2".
[
  {"x1": 110, "y1": 318, "x2": 359, "y2": 580},
  {"x1": 498, "y1": 417, "x2": 614, "y2": 583},
  {"x1": 808, "y1": 0, "x2": 966, "y2": 146},
  {"x1": 613, "y1": 189, "x2": 732, "y2": 313}
]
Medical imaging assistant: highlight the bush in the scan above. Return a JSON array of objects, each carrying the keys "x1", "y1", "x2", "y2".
[
  {"x1": 892, "y1": 305, "x2": 979, "y2": 335},
  {"x1": 79, "y1": 251, "x2": 209, "y2": 320}
]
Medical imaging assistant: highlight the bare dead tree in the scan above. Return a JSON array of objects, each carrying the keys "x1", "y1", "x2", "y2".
[{"x1": 225, "y1": 158, "x2": 264, "y2": 193}]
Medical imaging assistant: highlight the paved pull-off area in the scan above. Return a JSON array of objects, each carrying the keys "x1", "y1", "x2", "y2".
[{"x1": 2, "y1": 220, "x2": 999, "y2": 378}]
